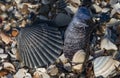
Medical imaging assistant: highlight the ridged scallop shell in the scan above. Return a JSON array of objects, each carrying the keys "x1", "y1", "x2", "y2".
[
  {"x1": 93, "y1": 56, "x2": 120, "y2": 77},
  {"x1": 17, "y1": 24, "x2": 63, "y2": 68}
]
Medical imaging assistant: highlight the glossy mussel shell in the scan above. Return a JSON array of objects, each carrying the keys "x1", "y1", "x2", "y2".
[{"x1": 17, "y1": 24, "x2": 63, "y2": 68}]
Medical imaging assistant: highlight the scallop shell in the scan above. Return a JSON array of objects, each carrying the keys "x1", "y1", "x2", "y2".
[
  {"x1": 93, "y1": 56, "x2": 120, "y2": 77},
  {"x1": 17, "y1": 23, "x2": 63, "y2": 68}
]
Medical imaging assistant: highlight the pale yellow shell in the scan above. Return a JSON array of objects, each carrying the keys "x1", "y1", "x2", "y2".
[{"x1": 72, "y1": 50, "x2": 86, "y2": 72}]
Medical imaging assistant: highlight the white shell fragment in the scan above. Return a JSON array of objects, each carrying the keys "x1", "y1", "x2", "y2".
[
  {"x1": 3, "y1": 62, "x2": 15, "y2": 72},
  {"x1": 91, "y1": 4, "x2": 102, "y2": 13},
  {"x1": 0, "y1": 54, "x2": 8, "y2": 62},
  {"x1": 111, "y1": 3, "x2": 120, "y2": 17},
  {"x1": 102, "y1": 8, "x2": 110, "y2": 13},
  {"x1": 65, "y1": 5, "x2": 78, "y2": 14},
  {"x1": 14, "y1": 68, "x2": 28, "y2": 78},
  {"x1": 93, "y1": 56, "x2": 120, "y2": 77},
  {"x1": 0, "y1": 48, "x2": 4, "y2": 53},
  {"x1": 0, "y1": 3, "x2": 6, "y2": 12},
  {"x1": 72, "y1": 50, "x2": 86, "y2": 72},
  {"x1": 33, "y1": 71, "x2": 50, "y2": 78},
  {"x1": 107, "y1": 18, "x2": 120, "y2": 27},
  {"x1": 100, "y1": 38, "x2": 117, "y2": 50}
]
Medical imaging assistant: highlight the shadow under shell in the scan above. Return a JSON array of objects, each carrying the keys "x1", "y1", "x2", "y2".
[{"x1": 16, "y1": 23, "x2": 63, "y2": 68}]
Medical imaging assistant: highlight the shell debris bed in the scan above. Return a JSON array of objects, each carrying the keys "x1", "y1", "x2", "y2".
[{"x1": 1, "y1": 0, "x2": 120, "y2": 78}]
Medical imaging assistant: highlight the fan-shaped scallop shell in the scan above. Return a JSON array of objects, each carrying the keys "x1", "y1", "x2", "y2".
[
  {"x1": 93, "y1": 56, "x2": 120, "y2": 77},
  {"x1": 17, "y1": 24, "x2": 63, "y2": 68}
]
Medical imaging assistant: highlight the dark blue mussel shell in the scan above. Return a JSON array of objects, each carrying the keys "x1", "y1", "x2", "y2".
[
  {"x1": 17, "y1": 23, "x2": 63, "y2": 68},
  {"x1": 63, "y1": 7, "x2": 92, "y2": 59}
]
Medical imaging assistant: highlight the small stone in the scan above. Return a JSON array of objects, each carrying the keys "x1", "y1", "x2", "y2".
[{"x1": 54, "y1": 13, "x2": 72, "y2": 26}]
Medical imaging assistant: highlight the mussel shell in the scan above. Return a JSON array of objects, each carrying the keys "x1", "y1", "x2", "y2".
[
  {"x1": 63, "y1": 7, "x2": 91, "y2": 59},
  {"x1": 17, "y1": 23, "x2": 63, "y2": 68},
  {"x1": 93, "y1": 56, "x2": 120, "y2": 77}
]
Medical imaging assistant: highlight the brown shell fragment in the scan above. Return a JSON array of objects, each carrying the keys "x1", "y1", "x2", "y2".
[
  {"x1": 11, "y1": 29, "x2": 19, "y2": 37},
  {"x1": 0, "y1": 31, "x2": 12, "y2": 44}
]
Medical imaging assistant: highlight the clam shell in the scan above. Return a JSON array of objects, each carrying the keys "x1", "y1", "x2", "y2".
[
  {"x1": 17, "y1": 24, "x2": 63, "y2": 68},
  {"x1": 93, "y1": 56, "x2": 120, "y2": 77},
  {"x1": 72, "y1": 50, "x2": 86, "y2": 72}
]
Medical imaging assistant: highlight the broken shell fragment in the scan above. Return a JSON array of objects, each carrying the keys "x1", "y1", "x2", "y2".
[
  {"x1": 47, "y1": 65, "x2": 58, "y2": 76},
  {"x1": 64, "y1": 63, "x2": 72, "y2": 72},
  {"x1": 93, "y1": 56, "x2": 120, "y2": 77},
  {"x1": 33, "y1": 71, "x2": 50, "y2": 78},
  {"x1": 91, "y1": 4, "x2": 102, "y2": 13},
  {"x1": 100, "y1": 38, "x2": 117, "y2": 50},
  {"x1": 3, "y1": 23, "x2": 11, "y2": 31},
  {"x1": 3, "y1": 62, "x2": 15, "y2": 72},
  {"x1": 11, "y1": 29, "x2": 19, "y2": 37},
  {"x1": 14, "y1": 68, "x2": 28, "y2": 78},
  {"x1": 0, "y1": 48, "x2": 4, "y2": 53},
  {"x1": 72, "y1": 50, "x2": 86, "y2": 73},
  {"x1": 0, "y1": 31, "x2": 12, "y2": 44},
  {"x1": 57, "y1": 54, "x2": 68, "y2": 64}
]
